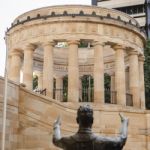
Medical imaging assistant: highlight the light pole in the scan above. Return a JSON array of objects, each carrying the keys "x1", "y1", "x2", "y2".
[{"x1": 1, "y1": 32, "x2": 9, "y2": 150}]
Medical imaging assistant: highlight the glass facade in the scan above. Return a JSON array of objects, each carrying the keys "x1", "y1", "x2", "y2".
[
  {"x1": 92, "y1": 0, "x2": 150, "y2": 38},
  {"x1": 116, "y1": 4, "x2": 145, "y2": 15}
]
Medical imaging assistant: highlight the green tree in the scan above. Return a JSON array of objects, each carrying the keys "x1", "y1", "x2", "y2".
[
  {"x1": 104, "y1": 73, "x2": 111, "y2": 103},
  {"x1": 104, "y1": 73, "x2": 111, "y2": 90},
  {"x1": 81, "y1": 75, "x2": 94, "y2": 102},
  {"x1": 63, "y1": 76, "x2": 68, "y2": 102},
  {"x1": 79, "y1": 41, "x2": 88, "y2": 48},
  {"x1": 144, "y1": 39, "x2": 150, "y2": 109},
  {"x1": 33, "y1": 75, "x2": 38, "y2": 90}
]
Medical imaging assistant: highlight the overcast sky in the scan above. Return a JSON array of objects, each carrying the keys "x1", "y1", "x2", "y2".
[{"x1": 0, "y1": 0, "x2": 91, "y2": 76}]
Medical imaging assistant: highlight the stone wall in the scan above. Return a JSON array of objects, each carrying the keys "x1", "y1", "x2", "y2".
[
  {"x1": 18, "y1": 85, "x2": 149, "y2": 150},
  {"x1": 0, "y1": 77, "x2": 150, "y2": 149},
  {"x1": 0, "y1": 77, "x2": 19, "y2": 150}
]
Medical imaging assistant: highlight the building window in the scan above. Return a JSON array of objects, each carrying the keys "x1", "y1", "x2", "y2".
[{"x1": 115, "y1": 4, "x2": 145, "y2": 15}]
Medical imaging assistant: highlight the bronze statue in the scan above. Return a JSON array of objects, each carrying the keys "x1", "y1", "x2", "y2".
[{"x1": 53, "y1": 105, "x2": 129, "y2": 150}]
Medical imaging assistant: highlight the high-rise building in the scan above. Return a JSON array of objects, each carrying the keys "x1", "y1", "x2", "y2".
[{"x1": 92, "y1": 0, "x2": 150, "y2": 38}]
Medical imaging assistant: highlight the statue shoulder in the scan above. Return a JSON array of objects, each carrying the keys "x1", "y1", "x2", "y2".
[{"x1": 94, "y1": 135, "x2": 125, "y2": 149}]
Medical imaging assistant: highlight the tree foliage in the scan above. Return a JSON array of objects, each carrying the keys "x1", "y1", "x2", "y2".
[
  {"x1": 79, "y1": 41, "x2": 88, "y2": 48},
  {"x1": 33, "y1": 75, "x2": 38, "y2": 90},
  {"x1": 104, "y1": 73, "x2": 111, "y2": 90},
  {"x1": 144, "y1": 39, "x2": 150, "y2": 109},
  {"x1": 104, "y1": 73, "x2": 111, "y2": 103}
]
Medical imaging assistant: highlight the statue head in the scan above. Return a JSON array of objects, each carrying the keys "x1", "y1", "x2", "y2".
[{"x1": 76, "y1": 105, "x2": 93, "y2": 128}]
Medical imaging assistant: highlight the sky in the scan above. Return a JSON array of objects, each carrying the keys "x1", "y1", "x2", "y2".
[{"x1": 0, "y1": 0, "x2": 91, "y2": 76}]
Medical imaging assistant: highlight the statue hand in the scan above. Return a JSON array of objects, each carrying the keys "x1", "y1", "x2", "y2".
[
  {"x1": 53, "y1": 116, "x2": 61, "y2": 128},
  {"x1": 119, "y1": 113, "x2": 129, "y2": 123}
]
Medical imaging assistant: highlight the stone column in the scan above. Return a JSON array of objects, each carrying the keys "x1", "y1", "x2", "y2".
[
  {"x1": 68, "y1": 40, "x2": 79, "y2": 102},
  {"x1": 55, "y1": 76, "x2": 63, "y2": 101},
  {"x1": 23, "y1": 44, "x2": 36, "y2": 90},
  {"x1": 139, "y1": 55, "x2": 145, "y2": 109},
  {"x1": 93, "y1": 42, "x2": 104, "y2": 103},
  {"x1": 129, "y1": 50, "x2": 140, "y2": 107},
  {"x1": 113, "y1": 44, "x2": 126, "y2": 106},
  {"x1": 9, "y1": 49, "x2": 23, "y2": 82},
  {"x1": 43, "y1": 41, "x2": 55, "y2": 97}
]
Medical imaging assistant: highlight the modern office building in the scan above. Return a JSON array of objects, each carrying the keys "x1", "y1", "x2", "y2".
[{"x1": 92, "y1": 0, "x2": 150, "y2": 38}]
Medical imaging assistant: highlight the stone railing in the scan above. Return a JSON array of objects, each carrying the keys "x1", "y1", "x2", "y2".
[
  {"x1": 13, "y1": 5, "x2": 139, "y2": 25},
  {"x1": 53, "y1": 87, "x2": 133, "y2": 106},
  {"x1": 8, "y1": 5, "x2": 142, "y2": 32},
  {"x1": 34, "y1": 88, "x2": 47, "y2": 96}
]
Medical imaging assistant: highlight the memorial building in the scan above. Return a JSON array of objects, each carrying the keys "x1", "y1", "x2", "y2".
[{"x1": 0, "y1": 4, "x2": 150, "y2": 150}]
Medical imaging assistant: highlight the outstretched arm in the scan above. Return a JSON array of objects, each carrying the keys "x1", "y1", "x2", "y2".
[
  {"x1": 95, "y1": 113, "x2": 129, "y2": 149},
  {"x1": 119, "y1": 113, "x2": 129, "y2": 144},
  {"x1": 52, "y1": 116, "x2": 63, "y2": 148}
]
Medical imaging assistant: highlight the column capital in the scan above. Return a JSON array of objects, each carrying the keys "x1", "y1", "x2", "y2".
[
  {"x1": 68, "y1": 40, "x2": 80, "y2": 45},
  {"x1": 128, "y1": 50, "x2": 139, "y2": 56},
  {"x1": 42, "y1": 41, "x2": 55, "y2": 47},
  {"x1": 55, "y1": 75, "x2": 64, "y2": 80},
  {"x1": 92, "y1": 41, "x2": 105, "y2": 47},
  {"x1": 26, "y1": 43, "x2": 37, "y2": 51},
  {"x1": 111, "y1": 44, "x2": 126, "y2": 50},
  {"x1": 11, "y1": 49, "x2": 23, "y2": 57},
  {"x1": 138, "y1": 55, "x2": 145, "y2": 62}
]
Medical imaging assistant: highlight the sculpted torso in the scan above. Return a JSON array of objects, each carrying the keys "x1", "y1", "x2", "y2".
[{"x1": 52, "y1": 105, "x2": 129, "y2": 150}]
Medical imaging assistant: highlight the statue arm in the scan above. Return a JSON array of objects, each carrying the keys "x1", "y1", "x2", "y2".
[
  {"x1": 118, "y1": 113, "x2": 129, "y2": 144},
  {"x1": 106, "y1": 113, "x2": 129, "y2": 147},
  {"x1": 96, "y1": 113, "x2": 128, "y2": 148},
  {"x1": 52, "y1": 116, "x2": 64, "y2": 148}
]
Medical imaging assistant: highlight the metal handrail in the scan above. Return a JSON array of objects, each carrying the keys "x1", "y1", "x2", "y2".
[
  {"x1": 47, "y1": 88, "x2": 133, "y2": 106},
  {"x1": 34, "y1": 88, "x2": 46, "y2": 96}
]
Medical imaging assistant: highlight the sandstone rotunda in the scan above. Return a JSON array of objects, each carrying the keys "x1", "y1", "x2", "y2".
[{"x1": 1, "y1": 5, "x2": 150, "y2": 150}]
